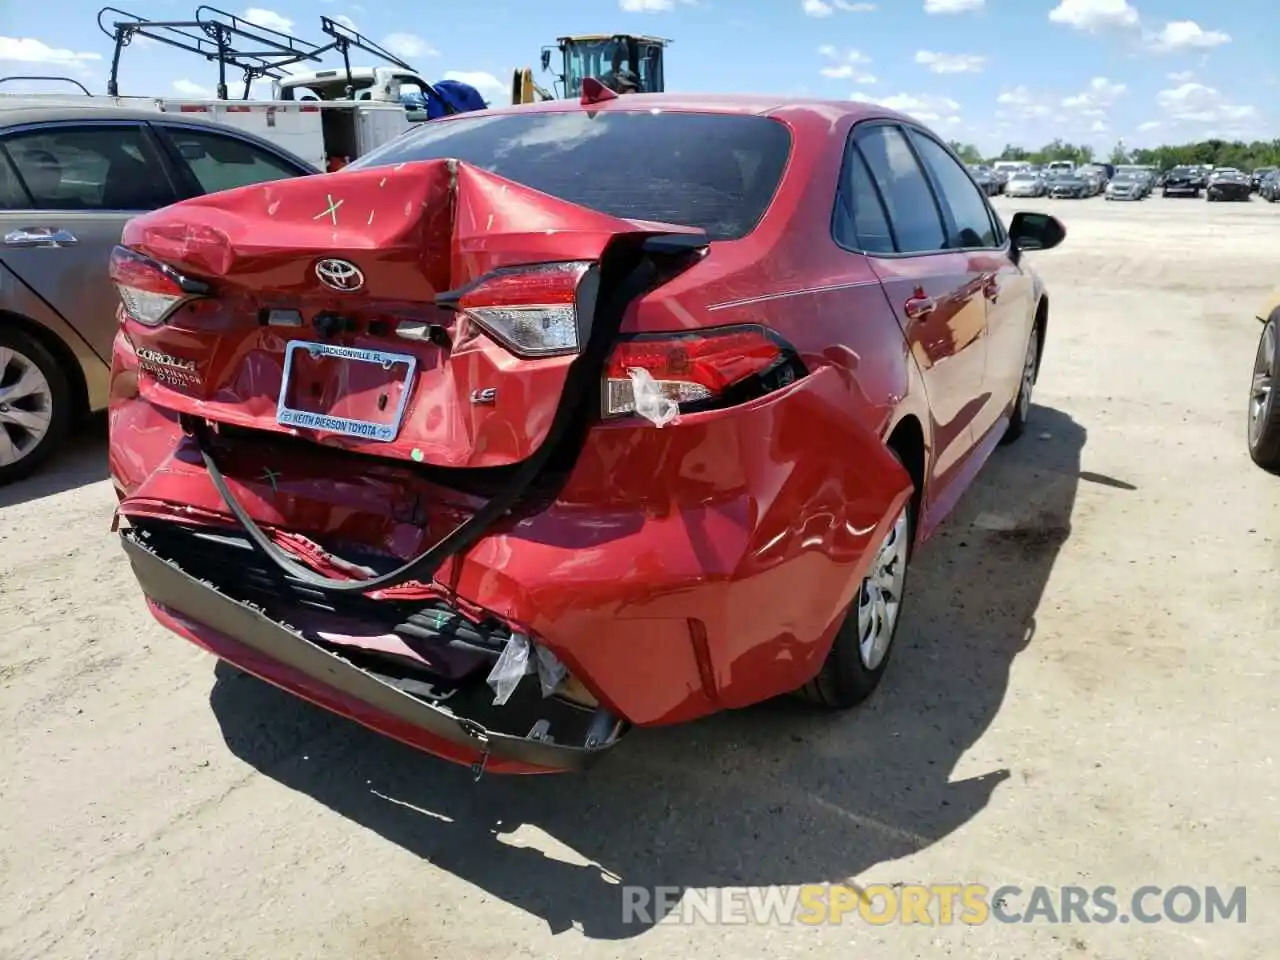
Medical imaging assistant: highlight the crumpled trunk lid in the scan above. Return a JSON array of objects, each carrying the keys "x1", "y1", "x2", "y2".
[{"x1": 119, "y1": 159, "x2": 700, "y2": 469}]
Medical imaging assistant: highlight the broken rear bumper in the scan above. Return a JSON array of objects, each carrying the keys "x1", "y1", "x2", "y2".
[{"x1": 121, "y1": 528, "x2": 621, "y2": 775}]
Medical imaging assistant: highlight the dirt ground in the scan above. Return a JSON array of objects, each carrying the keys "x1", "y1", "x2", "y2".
[{"x1": 2, "y1": 194, "x2": 1278, "y2": 960}]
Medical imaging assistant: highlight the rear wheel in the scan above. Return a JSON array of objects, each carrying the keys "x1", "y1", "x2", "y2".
[
  {"x1": 799, "y1": 495, "x2": 913, "y2": 710},
  {"x1": 1247, "y1": 317, "x2": 1280, "y2": 473},
  {"x1": 1002, "y1": 322, "x2": 1040, "y2": 444},
  {"x1": 0, "y1": 329, "x2": 71, "y2": 486}
]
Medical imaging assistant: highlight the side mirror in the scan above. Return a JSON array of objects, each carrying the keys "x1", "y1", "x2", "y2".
[
  {"x1": 1009, "y1": 211, "x2": 1065, "y2": 252},
  {"x1": 177, "y1": 142, "x2": 208, "y2": 160},
  {"x1": 541, "y1": 49, "x2": 552, "y2": 72}
]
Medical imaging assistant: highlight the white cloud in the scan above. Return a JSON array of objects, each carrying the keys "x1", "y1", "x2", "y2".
[
  {"x1": 995, "y1": 85, "x2": 1052, "y2": 120},
  {"x1": 1167, "y1": 70, "x2": 1194, "y2": 82},
  {"x1": 914, "y1": 51, "x2": 986, "y2": 74},
  {"x1": 0, "y1": 36, "x2": 102, "y2": 67},
  {"x1": 1090, "y1": 119, "x2": 1108, "y2": 133},
  {"x1": 1048, "y1": 0, "x2": 1139, "y2": 31},
  {"x1": 242, "y1": 8, "x2": 293, "y2": 33},
  {"x1": 1147, "y1": 21, "x2": 1230, "y2": 52},
  {"x1": 384, "y1": 33, "x2": 438, "y2": 58},
  {"x1": 332, "y1": 14, "x2": 358, "y2": 31},
  {"x1": 442, "y1": 70, "x2": 506, "y2": 105},
  {"x1": 620, "y1": 0, "x2": 696, "y2": 9},
  {"x1": 854, "y1": 91, "x2": 961, "y2": 125},
  {"x1": 1061, "y1": 76, "x2": 1126, "y2": 116},
  {"x1": 923, "y1": 0, "x2": 983, "y2": 13},
  {"x1": 804, "y1": 0, "x2": 876, "y2": 15},
  {"x1": 1137, "y1": 120, "x2": 1161, "y2": 131},
  {"x1": 818, "y1": 47, "x2": 876, "y2": 82},
  {"x1": 1156, "y1": 82, "x2": 1256, "y2": 125},
  {"x1": 172, "y1": 78, "x2": 211, "y2": 97}
]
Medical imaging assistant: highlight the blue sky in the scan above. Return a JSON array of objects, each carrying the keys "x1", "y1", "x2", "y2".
[{"x1": 0, "y1": 0, "x2": 1272, "y2": 152}]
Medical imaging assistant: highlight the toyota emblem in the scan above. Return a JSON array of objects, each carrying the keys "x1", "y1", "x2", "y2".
[{"x1": 315, "y1": 258, "x2": 364, "y2": 292}]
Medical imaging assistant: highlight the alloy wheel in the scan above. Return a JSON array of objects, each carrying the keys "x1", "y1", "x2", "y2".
[
  {"x1": 857, "y1": 505, "x2": 910, "y2": 671},
  {"x1": 1249, "y1": 322, "x2": 1275, "y2": 447},
  {"x1": 1019, "y1": 327, "x2": 1039, "y2": 422},
  {"x1": 0, "y1": 345, "x2": 54, "y2": 468}
]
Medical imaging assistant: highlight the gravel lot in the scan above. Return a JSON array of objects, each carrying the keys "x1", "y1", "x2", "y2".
[{"x1": 2, "y1": 195, "x2": 1277, "y2": 960}]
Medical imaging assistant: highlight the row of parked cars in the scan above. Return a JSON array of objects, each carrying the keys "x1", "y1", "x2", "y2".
[
  {"x1": 969, "y1": 162, "x2": 1155, "y2": 200},
  {"x1": 971, "y1": 160, "x2": 1280, "y2": 203},
  {"x1": 1158, "y1": 165, "x2": 1264, "y2": 201}
]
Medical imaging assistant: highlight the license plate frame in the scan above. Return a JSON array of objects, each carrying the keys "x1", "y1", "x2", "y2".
[{"x1": 275, "y1": 340, "x2": 417, "y2": 443}]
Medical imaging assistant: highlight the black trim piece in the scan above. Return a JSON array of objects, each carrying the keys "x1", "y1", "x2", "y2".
[
  {"x1": 121, "y1": 526, "x2": 621, "y2": 771},
  {"x1": 187, "y1": 234, "x2": 673, "y2": 594}
]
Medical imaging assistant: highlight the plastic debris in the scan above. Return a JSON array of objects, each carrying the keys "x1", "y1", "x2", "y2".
[
  {"x1": 486, "y1": 632, "x2": 532, "y2": 705},
  {"x1": 627, "y1": 367, "x2": 680, "y2": 428},
  {"x1": 534, "y1": 644, "x2": 568, "y2": 698}
]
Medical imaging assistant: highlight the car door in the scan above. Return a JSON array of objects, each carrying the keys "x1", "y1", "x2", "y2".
[
  {"x1": 0, "y1": 120, "x2": 182, "y2": 361},
  {"x1": 842, "y1": 121, "x2": 989, "y2": 484},
  {"x1": 148, "y1": 123, "x2": 314, "y2": 198},
  {"x1": 905, "y1": 127, "x2": 1036, "y2": 441}
]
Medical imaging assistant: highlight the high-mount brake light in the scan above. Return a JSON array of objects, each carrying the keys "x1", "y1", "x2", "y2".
[
  {"x1": 109, "y1": 246, "x2": 208, "y2": 327},
  {"x1": 454, "y1": 261, "x2": 592, "y2": 357},
  {"x1": 602, "y1": 326, "x2": 802, "y2": 420}
]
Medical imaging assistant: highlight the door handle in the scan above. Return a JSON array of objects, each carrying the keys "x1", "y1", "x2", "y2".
[
  {"x1": 4, "y1": 227, "x2": 79, "y2": 248},
  {"x1": 981, "y1": 273, "x2": 999, "y2": 302},
  {"x1": 904, "y1": 295, "x2": 936, "y2": 320}
]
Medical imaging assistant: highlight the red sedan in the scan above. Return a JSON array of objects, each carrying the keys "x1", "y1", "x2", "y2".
[{"x1": 107, "y1": 87, "x2": 1065, "y2": 776}]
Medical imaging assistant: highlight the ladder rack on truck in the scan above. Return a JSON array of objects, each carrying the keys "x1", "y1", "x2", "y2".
[{"x1": 96, "y1": 5, "x2": 475, "y2": 115}]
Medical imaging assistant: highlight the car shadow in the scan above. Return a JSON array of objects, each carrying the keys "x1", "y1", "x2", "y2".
[
  {"x1": 207, "y1": 403, "x2": 1087, "y2": 940},
  {"x1": 0, "y1": 413, "x2": 108, "y2": 508}
]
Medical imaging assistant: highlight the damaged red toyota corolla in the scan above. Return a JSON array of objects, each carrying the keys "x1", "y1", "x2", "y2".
[{"x1": 108, "y1": 87, "x2": 1065, "y2": 776}]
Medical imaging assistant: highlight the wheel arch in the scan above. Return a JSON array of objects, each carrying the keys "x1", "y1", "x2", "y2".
[
  {"x1": 885, "y1": 413, "x2": 926, "y2": 547},
  {"x1": 1032, "y1": 294, "x2": 1049, "y2": 379}
]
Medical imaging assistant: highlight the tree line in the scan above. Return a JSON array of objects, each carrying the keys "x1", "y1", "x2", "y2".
[{"x1": 947, "y1": 138, "x2": 1280, "y2": 171}]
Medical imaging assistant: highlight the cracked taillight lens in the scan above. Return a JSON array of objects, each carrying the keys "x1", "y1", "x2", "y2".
[
  {"x1": 109, "y1": 246, "x2": 208, "y2": 327},
  {"x1": 456, "y1": 261, "x2": 592, "y2": 357},
  {"x1": 602, "y1": 325, "x2": 799, "y2": 420}
]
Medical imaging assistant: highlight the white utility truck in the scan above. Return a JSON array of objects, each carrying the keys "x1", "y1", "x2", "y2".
[{"x1": 0, "y1": 6, "x2": 490, "y2": 171}]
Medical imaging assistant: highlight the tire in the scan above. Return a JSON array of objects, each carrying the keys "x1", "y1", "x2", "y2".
[
  {"x1": 1002, "y1": 321, "x2": 1041, "y2": 444},
  {"x1": 798, "y1": 468, "x2": 914, "y2": 710},
  {"x1": 0, "y1": 327, "x2": 72, "y2": 486},
  {"x1": 1247, "y1": 316, "x2": 1280, "y2": 473}
]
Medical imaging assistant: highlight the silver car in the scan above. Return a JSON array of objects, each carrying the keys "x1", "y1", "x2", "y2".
[
  {"x1": 1104, "y1": 172, "x2": 1145, "y2": 201},
  {"x1": 0, "y1": 102, "x2": 317, "y2": 484},
  {"x1": 1003, "y1": 172, "x2": 1045, "y2": 198}
]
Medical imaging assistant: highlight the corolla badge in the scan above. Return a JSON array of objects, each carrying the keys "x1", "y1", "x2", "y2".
[{"x1": 315, "y1": 258, "x2": 364, "y2": 292}]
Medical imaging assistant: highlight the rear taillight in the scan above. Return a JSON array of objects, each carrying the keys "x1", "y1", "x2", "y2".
[
  {"x1": 109, "y1": 246, "x2": 209, "y2": 327},
  {"x1": 602, "y1": 325, "x2": 804, "y2": 420},
  {"x1": 454, "y1": 261, "x2": 592, "y2": 357}
]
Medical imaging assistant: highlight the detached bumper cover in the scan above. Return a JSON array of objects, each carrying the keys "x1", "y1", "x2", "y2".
[{"x1": 121, "y1": 527, "x2": 621, "y2": 774}]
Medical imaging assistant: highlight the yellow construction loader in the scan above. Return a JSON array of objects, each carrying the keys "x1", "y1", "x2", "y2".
[{"x1": 511, "y1": 33, "x2": 670, "y2": 104}]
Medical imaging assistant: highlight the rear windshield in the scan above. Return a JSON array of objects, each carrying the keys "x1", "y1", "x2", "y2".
[{"x1": 346, "y1": 110, "x2": 793, "y2": 241}]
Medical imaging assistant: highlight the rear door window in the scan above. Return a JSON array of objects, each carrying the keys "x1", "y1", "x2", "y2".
[
  {"x1": 833, "y1": 143, "x2": 895, "y2": 254},
  {"x1": 0, "y1": 123, "x2": 178, "y2": 211},
  {"x1": 156, "y1": 127, "x2": 306, "y2": 194},
  {"x1": 852, "y1": 124, "x2": 946, "y2": 254},
  {"x1": 906, "y1": 129, "x2": 999, "y2": 249},
  {"x1": 347, "y1": 110, "x2": 793, "y2": 241}
]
